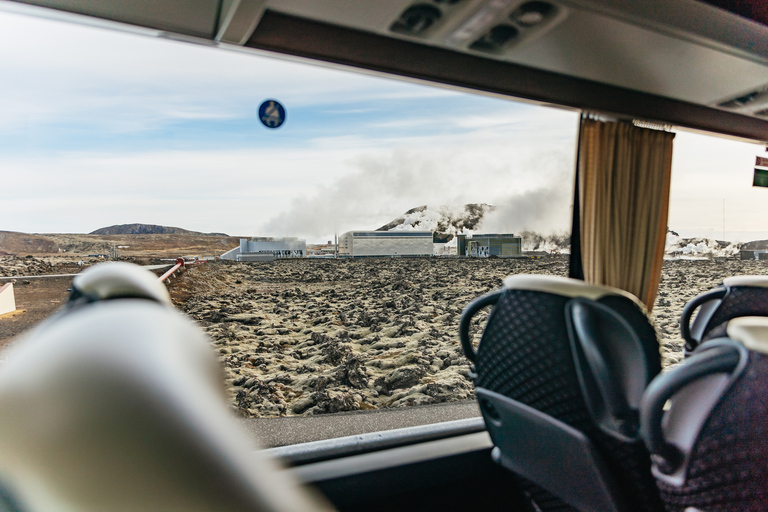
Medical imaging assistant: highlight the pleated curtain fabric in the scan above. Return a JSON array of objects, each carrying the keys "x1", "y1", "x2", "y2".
[{"x1": 578, "y1": 118, "x2": 674, "y2": 311}]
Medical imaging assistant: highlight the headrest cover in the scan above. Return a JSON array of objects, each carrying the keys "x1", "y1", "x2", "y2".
[
  {"x1": 502, "y1": 275, "x2": 645, "y2": 309},
  {"x1": 73, "y1": 262, "x2": 171, "y2": 305},
  {"x1": 0, "y1": 294, "x2": 330, "y2": 511},
  {"x1": 722, "y1": 275, "x2": 768, "y2": 288},
  {"x1": 726, "y1": 317, "x2": 768, "y2": 355}
]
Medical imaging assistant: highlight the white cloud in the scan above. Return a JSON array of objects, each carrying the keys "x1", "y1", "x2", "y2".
[
  {"x1": 0, "y1": 10, "x2": 455, "y2": 133},
  {"x1": 668, "y1": 129, "x2": 768, "y2": 241},
  {"x1": 1, "y1": 111, "x2": 579, "y2": 239}
]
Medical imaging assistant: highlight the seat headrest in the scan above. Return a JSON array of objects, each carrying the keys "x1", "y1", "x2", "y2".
[
  {"x1": 726, "y1": 317, "x2": 768, "y2": 355},
  {"x1": 72, "y1": 262, "x2": 172, "y2": 305},
  {"x1": 502, "y1": 275, "x2": 645, "y2": 309},
  {"x1": 722, "y1": 275, "x2": 768, "y2": 288},
  {"x1": 0, "y1": 264, "x2": 331, "y2": 512}
]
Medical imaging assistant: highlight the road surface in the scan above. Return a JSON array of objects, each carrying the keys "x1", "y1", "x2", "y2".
[{"x1": 241, "y1": 399, "x2": 481, "y2": 448}]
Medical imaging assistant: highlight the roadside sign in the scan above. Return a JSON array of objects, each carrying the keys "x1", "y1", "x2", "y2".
[
  {"x1": 755, "y1": 156, "x2": 768, "y2": 187},
  {"x1": 754, "y1": 168, "x2": 768, "y2": 187}
]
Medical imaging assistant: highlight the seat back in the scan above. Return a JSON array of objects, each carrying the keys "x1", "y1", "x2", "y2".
[
  {"x1": 680, "y1": 275, "x2": 768, "y2": 353},
  {"x1": 641, "y1": 316, "x2": 768, "y2": 512},
  {"x1": 0, "y1": 262, "x2": 331, "y2": 512},
  {"x1": 460, "y1": 274, "x2": 663, "y2": 512}
]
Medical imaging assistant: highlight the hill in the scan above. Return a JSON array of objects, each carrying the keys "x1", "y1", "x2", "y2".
[
  {"x1": 90, "y1": 224, "x2": 227, "y2": 236},
  {"x1": 742, "y1": 239, "x2": 768, "y2": 251},
  {"x1": 0, "y1": 230, "x2": 240, "y2": 258}
]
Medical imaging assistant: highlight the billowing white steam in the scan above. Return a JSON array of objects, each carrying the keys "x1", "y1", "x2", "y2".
[
  {"x1": 262, "y1": 144, "x2": 575, "y2": 241},
  {"x1": 665, "y1": 231, "x2": 741, "y2": 258}
]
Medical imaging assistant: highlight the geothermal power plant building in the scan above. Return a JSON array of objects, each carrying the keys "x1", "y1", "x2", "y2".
[
  {"x1": 221, "y1": 237, "x2": 306, "y2": 261},
  {"x1": 456, "y1": 234, "x2": 522, "y2": 257},
  {"x1": 338, "y1": 231, "x2": 433, "y2": 257}
]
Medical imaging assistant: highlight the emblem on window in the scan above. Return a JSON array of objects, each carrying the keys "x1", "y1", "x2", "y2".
[{"x1": 259, "y1": 100, "x2": 286, "y2": 129}]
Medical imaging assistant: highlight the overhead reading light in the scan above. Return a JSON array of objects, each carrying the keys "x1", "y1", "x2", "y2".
[
  {"x1": 511, "y1": 1, "x2": 555, "y2": 26},
  {"x1": 391, "y1": 4, "x2": 442, "y2": 36},
  {"x1": 470, "y1": 24, "x2": 519, "y2": 52},
  {"x1": 753, "y1": 108, "x2": 768, "y2": 117},
  {"x1": 444, "y1": 0, "x2": 518, "y2": 47}
]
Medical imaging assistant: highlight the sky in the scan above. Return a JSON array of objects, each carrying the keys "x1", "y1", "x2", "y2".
[{"x1": 1, "y1": 7, "x2": 767, "y2": 243}]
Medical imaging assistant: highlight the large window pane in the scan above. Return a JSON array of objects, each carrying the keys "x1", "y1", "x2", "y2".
[{"x1": 0, "y1": 8, "x2": 579, "y2": 445}]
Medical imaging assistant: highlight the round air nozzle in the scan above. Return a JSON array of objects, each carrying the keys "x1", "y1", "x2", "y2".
[
  {"x1": 470, "y1": 24, "x2": 519, "y2": 52},
  {"x1": 511, "y1": 1, "x2": 555, "y2": 27},
  {"x1": 391, "y1": 4, "x2": 442, "y2": 36}
]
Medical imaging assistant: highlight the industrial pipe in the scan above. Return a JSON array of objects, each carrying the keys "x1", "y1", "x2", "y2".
[{"x1": 158, "y1": 258, "x2": 185, "y2": 283}]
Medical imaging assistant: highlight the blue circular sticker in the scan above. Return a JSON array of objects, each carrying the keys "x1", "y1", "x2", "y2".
[{"x1": 258, "y1": 100, "x2": 286, "y2": 129}]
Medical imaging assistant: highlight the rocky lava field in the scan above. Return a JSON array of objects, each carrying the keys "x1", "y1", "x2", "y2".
[
  {"x1": 3, "y1": 255, "x2": 767, "y2": 418},
  {"x1": 167, "y1": 257, "x2": 768, "y2": 418}
]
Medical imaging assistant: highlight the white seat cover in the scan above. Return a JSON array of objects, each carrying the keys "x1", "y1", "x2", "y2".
[{"x1": 0, "y1": 264, "x2": 332, "y2": 512}]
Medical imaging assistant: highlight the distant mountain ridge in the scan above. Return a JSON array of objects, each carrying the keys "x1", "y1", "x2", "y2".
[{"x1": 90, "y1": 224, "x2": 228, "y2": 236}]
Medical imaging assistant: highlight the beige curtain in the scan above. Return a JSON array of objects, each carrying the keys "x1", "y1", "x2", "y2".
[{"x1": 579, "y1": 117, "x2": 674, "y2": 311}]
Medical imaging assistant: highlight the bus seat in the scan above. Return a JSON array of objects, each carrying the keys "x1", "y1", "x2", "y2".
[
  {"x1": 680, "y1": 275, "x2": 768, "y2": 354},
  {"x1": 0, "y1": 262, "x2": 332, "y2": 512},
  {"x1": 460, "y1": 274, "x2": 663, "y2": 512},
  {"x1": 641, "y1": 316, "x2": 768, "y2": 512}
]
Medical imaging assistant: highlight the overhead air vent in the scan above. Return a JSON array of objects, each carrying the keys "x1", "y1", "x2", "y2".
[
  {"x1": 717, "y1": 87, "x2": 768, "y2": 109},
  {"x1": 470, "y1": 24, "x2": 519, "y2": 52},
  {"x1": 391, "y1": 4, "x2": 442, "y2": 36},
  {"x1": 753, "y1": 108, "x2": 768, "y2": 117},
  {"x1": 511, "y1": 1, "x2": 555, "y2": 27}
]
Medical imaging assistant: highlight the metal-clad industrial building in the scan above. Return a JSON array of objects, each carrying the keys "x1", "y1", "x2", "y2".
[
  {"x1": 221, "y1": 237, "x2": 306, "y2": 261},
  {"x1": 338, "y1": 231, "x2": 432, "y2": 257},
  {"x1": 456, "y1": 234, "x2": 522, "y2": 257},
  {"x1": 741, "y1": 250, "x2": 768, "y2": 260}
]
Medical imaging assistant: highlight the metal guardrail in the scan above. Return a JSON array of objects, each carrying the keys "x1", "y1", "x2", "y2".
[
  {"x1": 0, "y1": 260, "x2": 202, "y2": 282},
  {"x1": 157, "y1": 257, "x2": 208, "y2": 282}
]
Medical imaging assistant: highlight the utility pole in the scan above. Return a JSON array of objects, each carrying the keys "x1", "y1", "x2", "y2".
[{"x1": 722, "y1": 198, "x2": 725, "y2": 241}]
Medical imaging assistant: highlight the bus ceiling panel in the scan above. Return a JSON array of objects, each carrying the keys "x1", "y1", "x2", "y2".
[
  {"x1": 260, "y1": 0, "x2": 417, "y2": 34},
  {"x1": 266, "y1": 0, "x2": 768, "y2": 63},
  {"x1": 246, "y1": 10, "x2": 768, "y2": 142},
  {"x1": 560, "y1": 0, "x2": 768, "y2": 62},
  {"x1": 500, "y1": 7, "x2": 768, "y2": 107},
  {"x1": 697, "y1": 0, "x2": 768, "y2": 29},
  {"x1": 264, "y1": 0, "x2": 768, "y2": 110},
  {"x1": 216, "y1": 0, "x2": 268, "y2": 44},
  {"x1": 12, "y1": 0, "x2": 222, "y2": 38}
]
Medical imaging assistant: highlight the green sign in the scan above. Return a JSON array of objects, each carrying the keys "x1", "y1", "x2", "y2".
[{"x1": 754, "y1": 168, "x2": 768, "y2": 188}]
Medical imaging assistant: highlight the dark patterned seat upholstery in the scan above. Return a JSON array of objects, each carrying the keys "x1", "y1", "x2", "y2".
[
  {"x1": 642, "y1": 316, "x2": 768, "y2": 512},
  {"x1": 681, "y1": 275, "x2": 768, "y2": 353},
  {"x1": 460, "y1": 275, "x2": 663, "y2": 512}
]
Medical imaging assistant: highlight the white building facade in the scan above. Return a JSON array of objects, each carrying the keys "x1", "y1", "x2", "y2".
[
  {"x1": 338, "y1": 231, "x2": 432, "y2": 257},
  {"x1": 221, "y1": 237, "x2": 306, "y2": 261}
]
